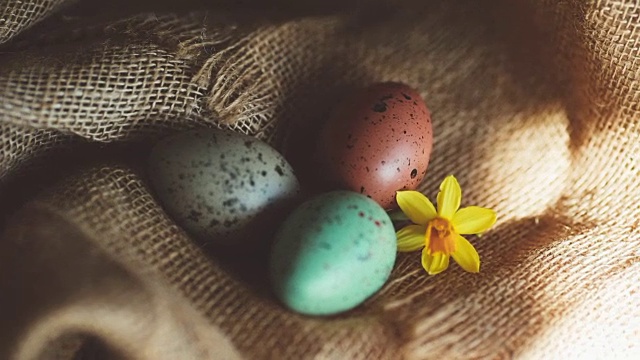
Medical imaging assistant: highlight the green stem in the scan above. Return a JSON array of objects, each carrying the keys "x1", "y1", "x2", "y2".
[{"x1": 387, "y1": 210, "x2": 409, "y2": 222}]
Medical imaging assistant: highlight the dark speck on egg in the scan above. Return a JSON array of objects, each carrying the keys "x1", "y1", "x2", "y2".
[{"x1": 372, "y1": 102, "x2": 387, "y2": 113}]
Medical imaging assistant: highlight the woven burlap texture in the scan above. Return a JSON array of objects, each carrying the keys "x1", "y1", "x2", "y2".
[
  {"x1": 1, "y1": 0, "x2": 639, "y2": 359},
  {"x1": 0, "y1": 0, "x2": 72, "y2": 44}
]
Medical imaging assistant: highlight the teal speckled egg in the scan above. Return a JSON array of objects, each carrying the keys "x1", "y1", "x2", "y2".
[{"x1": 269, "y1": 191, "x2": 397, "y2": 315}]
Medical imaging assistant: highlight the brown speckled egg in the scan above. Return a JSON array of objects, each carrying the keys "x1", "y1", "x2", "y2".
[{"x1": 316, "y1": 82, "x2": 433, "y2": 209}]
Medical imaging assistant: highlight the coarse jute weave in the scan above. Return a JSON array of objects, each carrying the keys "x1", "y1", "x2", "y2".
[{"x1": 0, "y1": 0, "x2": 638, "y2": 359}]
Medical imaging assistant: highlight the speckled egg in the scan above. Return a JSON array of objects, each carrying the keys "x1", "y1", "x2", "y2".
[
  {"x1": 316, "y1": 82, "x2": 433, "y2": 209},
  {"x1": 148, "y1": 128, "x2": 300, "y2": 246},
  {"x1": 270, "y1": 191, "x2": 396, "y2": 316}
]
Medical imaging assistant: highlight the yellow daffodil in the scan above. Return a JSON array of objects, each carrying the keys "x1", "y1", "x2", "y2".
[{"x1": 395, "y1": 175, "x2": 497, "y2": 275}]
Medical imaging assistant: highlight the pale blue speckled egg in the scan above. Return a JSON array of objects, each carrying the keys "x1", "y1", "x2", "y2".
[
  {"x1": 148, "y1": 128, "x2": 300, "y2": 246},
  {"x1": 270, "y1": 191, "x2": 397, "y2": 315}
]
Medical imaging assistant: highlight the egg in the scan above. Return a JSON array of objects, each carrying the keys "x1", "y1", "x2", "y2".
[
  {"x1": 316, "y1": 82, "x2": 433, "y2": 209},
  {"x1": 269, "y1": 191, "x2": 397, "y2": 316},
  {"x1": 147, "y1": 128, "x2": 300, "y2": 246}
]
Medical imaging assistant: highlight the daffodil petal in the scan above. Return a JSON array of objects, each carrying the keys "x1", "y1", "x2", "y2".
[
  {"x1": 396, "y1": 190, "x2": 437, "y2": 225},
  {"x1": 396, "y1": 225, "x2": 426, "y2": 252},
  {"x1": 421, "y1": 248, "x2": 450, "y2": 275},
  {"x1": 436, "y1": 175, "x2": 461, "y2": 220},
  {"x1": 452, "y1": 206, "x2": 497, "y2": 235},
  {"x1": 451, "y1": 235, "x2": 480, "y2": 273}
]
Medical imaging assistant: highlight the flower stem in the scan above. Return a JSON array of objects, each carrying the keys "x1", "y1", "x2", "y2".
[{"x1": 388, "y1": 210, "x2": 409, "y2": 222}]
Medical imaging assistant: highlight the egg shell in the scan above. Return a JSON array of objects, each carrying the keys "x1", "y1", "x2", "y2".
[
  {"x1": 270, "y1": 191, "x2": 397, "y2": 316},
  {"x1": 316, "y1": 82, "x2": 433, "y2": 209},
  {"x1": 148, "y1": 128, "x2": 300, "y2": 246}
]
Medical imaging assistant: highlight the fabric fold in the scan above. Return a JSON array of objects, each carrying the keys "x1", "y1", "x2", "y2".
[{"x1": 0, "y1": 204, "x2": 242, "y2": 360}]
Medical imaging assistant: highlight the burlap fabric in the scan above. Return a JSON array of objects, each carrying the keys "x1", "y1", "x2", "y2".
[{"x1": 1, "y1": 0, "x2": 638, "y2": 359}]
